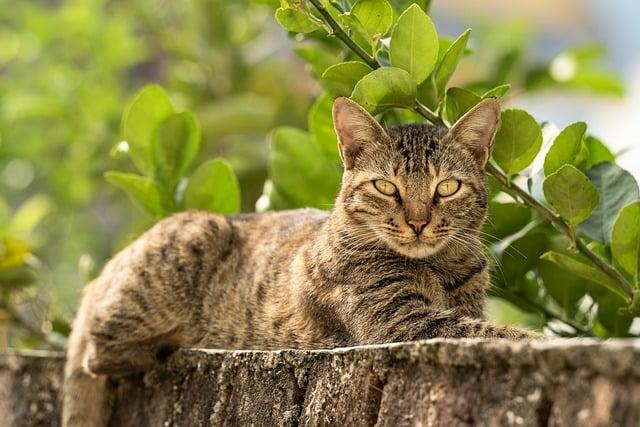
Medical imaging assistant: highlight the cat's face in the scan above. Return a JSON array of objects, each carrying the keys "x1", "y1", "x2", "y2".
[{"x1": 333, "y1": 98, "x2": 500, "y2": 259}]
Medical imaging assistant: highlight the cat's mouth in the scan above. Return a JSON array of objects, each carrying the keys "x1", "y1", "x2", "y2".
[
  {"x1": 397, "y1": 236, "x2": 435, "y2": 246},
  {"x1": 386, "y1": 234, "x2": 445, "y2": 258}
]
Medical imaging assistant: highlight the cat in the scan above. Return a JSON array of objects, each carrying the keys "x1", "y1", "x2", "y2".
[{"x1": 62, "y1": 97, "x2": 540, "y2": 426}]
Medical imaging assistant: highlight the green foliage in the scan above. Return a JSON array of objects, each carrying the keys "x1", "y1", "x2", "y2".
[
  {"x1": 107, "y1": 85, "x2": 241, "y2": 218},
  {"x1": 389, "y1": 4, "x2": 439, "y2": 84},
  {"x1": 351, "y1": 67, "x2": 417, "y2": 114},
  {"x1": 0, "y1": 0, "x2": 305, "y2": 348},
  {"x1": 322, "y1": 62, "x2": 373, "y2": 95},
  {"x1": 184, "y1": 160, "x2": 241, "y2": 214},
  {"x1": 492, "y1": 109, "x2": 542, "y2": 176},
  {"x1": 433, "y1": 29, "x2": 471, "y2": 99},
  {"x1": 268, "y1": 126, "x2": 341, "y2": 209},
  {"x1": 443, "y1": 87, "x2": 481, "y2": 123},
  {"x1": 578, "y1": 162, "x2": 639, "y2": 243},
  {"x1": 611, "y1": 202, "x2": 640, "y2": 284},
  {"x1": 543, "y1": 165, "x2": 600, "y2": 227},
  {"x1": 543, "y1": 122, "x2": 588, "y2": 175},
  {"x1": 350, "y1": 0, "x2": 394, "y2": 49}
]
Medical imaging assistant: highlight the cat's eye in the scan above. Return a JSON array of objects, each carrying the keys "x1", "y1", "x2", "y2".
[
  {"x1": 436, "y1": 179, "x2": 461, "y2": 197},
  {"x1": 373, "y1": 179, "x2": 397, "y2": 196}
]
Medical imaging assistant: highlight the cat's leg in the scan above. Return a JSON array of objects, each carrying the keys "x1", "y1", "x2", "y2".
[
  {"x1": 373, "y1": 306, "x2": 542, "y2": 341},
  {"x1": 348, "y1": 284, "x2": 542, "y2": 343},
  {"x1": 63, "y1": 211, "x2": 235, "y2": 427},
  {"x1": 82, "y1": 211, "x2": 232, "y2": 373}
]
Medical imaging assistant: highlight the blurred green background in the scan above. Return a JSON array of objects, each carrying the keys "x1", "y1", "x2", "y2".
[{"x1": 0, "y1": 0, "x2": 637, "y2": 348}]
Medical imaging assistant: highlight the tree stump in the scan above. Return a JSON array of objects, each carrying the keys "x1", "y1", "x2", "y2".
[{"x1": 1, "y1": 339, "x2": 639, "y2": 426}]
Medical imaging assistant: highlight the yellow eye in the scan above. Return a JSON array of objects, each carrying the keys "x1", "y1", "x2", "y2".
[
  {"x1": 373, "y1": 179, "x2": 397, "y2": 196},
  {"x1": 436, "y1": 179, "x2": 461, "y2": 197}
]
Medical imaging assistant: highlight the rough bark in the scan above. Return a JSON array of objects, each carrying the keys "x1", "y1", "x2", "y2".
[{"x1": 1, "y1": 339, "x2": 640, "y2": 427}]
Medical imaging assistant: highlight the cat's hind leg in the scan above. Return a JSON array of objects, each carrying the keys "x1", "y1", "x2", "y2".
[{"x1": 63, "y1": 211, "x2": 235, "y2": 426}]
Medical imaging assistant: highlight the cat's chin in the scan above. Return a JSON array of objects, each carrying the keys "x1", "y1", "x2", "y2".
[{"x1": 386, "y1": 238, "x2": 444, "y2": 259}]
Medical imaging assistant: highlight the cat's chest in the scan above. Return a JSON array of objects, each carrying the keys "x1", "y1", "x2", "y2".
[
  {"x1": 408, "y1": 266, "x2": 451, "y2": 307},
  {"x1": 351, "y1": 262, "x2": 452, "y2": 309}
]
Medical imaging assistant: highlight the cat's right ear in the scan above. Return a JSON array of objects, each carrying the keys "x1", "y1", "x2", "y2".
[{"x1": 332, "y1": 97, "x2": 389, "y2": 169}]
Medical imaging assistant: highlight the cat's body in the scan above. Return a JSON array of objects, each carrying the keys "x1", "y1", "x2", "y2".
[{"x1": 63, "y1": 98, "x2": 539, "y2": 426}]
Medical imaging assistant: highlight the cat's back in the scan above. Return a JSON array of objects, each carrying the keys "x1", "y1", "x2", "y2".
[{"x1": 229, "y1": 208, "x2": 329, "y2": 255}]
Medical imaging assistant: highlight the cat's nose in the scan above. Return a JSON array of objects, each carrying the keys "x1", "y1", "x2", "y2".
[{"x1": 407, "y1": 220, "x2": 428, "y2": 235}]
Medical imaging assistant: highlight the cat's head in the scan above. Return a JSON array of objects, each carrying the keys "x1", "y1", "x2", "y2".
[{"x1": 332, "y1": 97, "x2": 500, "y2": 258}]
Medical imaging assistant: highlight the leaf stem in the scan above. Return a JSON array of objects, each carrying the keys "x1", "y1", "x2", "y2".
[
  {"x1": 413, "y1": 102, "x2": 445, "y2": 126},
  {"x1": 308, "y1": 0, "x2": 378, "y2": 69}
]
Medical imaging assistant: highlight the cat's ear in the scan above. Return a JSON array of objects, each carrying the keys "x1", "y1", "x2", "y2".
[
  {"x1": 446, "y1": 98, "x2": 500, "y2": 168},
  {"x1": 332, "y1": 97, "x2": 389, "y2": 169}
]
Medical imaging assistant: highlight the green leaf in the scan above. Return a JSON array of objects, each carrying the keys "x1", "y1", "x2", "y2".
[
  {"x1": 183, "y1": 159, "x2": 240, "y2": 215},
  {"x1": 611, "y1": 202, "x2": 640, "y2": 283},
  {"x1": 443, "y1": 87, "x2": 480, "y2": 124},
  {"x1": 321, "y1": 61, "x2": 372, "y2": 96},
  {"x1": 8, "y1": 195, "x2": 54, "y2": 238},
  {"x1": 585, "y1": 135, "x2": 615, "y2": 168},
  {"x1": 389, "y1": 4, "x2": 439, "y2": 84},
  {"x1": 308, "y1": 93, "x2": 340, "y2": 157},
  {"x1": 594, "y1": 292, "x2": 632, "y2": 336},
  {"x1": 538, "y1": 259, "x2": 587, "y2": 311},
  {"x1": 294, "y1": 44, "x2": 339, "y2": 76},
  {"x1": 122, "y1": 85, "x2": 175, "y2": 175},
  {"x1": 0, "y1": 238, "x2": 31, "y2": 270},
  {"x1": 543, "y1": 164, "x2": 599, "y2": 226},
  {"x1": 351, "y1": 0, "x2": 394, "y2": 45},
  {"x1": 484, "y1": 201, "x2": 531, "y2": 242},
  {"x1": 578, "y1": 162, "x2": 639, "y2": 243},
  {"x1": 482, "y1": 84, "x2": 511, "y2": 98},
  {"x1": 500, "y1": 231, "x2": 549, "y2": 286},
  {"x1": 492, "y1": 109, "x2": 542, "y2": 176},
  {"x1": 152, "y1": 112, "x2": 201, "y2": 190},
  {"x1": 339, "y1": 13, "x2": 371, "y2": 49},
  {"x1": 543, "y1": 122, "x2": 588, "y2": 176},
  {"x1": 105, "y1": 172, "x2": 165, "y2": 218},
  {"x1": 433, "y1": 29, "x2": 470, "y2": 99},
  {"x1": 269, "y1": 127, "x2": 341, "y2": 209},
  {"x1": 275, "y1": 7, "x2": 322, "y2": 33},
  {"x1": 541, "y1": 251, "x2": 627, "y2": 300},
  {"x1": 351, "y1": 67, "x2": 417, "y2": 115}
]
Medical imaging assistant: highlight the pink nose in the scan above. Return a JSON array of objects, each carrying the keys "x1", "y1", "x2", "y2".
[{"x1": 407, "y1": 220, "x2": 428, "y2": 235}]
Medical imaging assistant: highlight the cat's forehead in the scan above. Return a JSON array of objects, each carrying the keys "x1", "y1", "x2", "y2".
[{"x1": 386, "y1": 124, "x2": 448, "y2": 175}]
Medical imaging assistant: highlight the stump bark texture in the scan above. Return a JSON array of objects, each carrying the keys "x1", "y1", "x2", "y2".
[{"x1": 1, "y1": 339, "x2": 639, "y2": 426}]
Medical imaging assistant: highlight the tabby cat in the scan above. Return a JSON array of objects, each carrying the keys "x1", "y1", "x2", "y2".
[{"x1": 63, "y1": 97, "x2": 539, "y2": 426}]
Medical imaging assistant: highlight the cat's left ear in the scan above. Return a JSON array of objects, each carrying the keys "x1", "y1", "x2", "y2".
[
  {"x1": 332, "y1": 97, "x2": 390, "y2": 169},
  {"x1": 446, "y1": 98, "x2": 500, "y2": 168}
]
